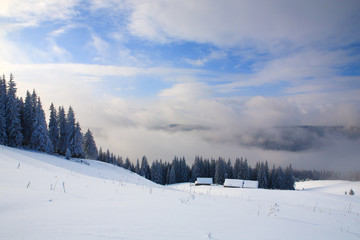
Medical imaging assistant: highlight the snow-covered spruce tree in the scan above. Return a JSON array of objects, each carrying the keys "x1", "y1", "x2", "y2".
[
  {"x1": 191, "y1": 156, "x2": 204, "y2": 181},
  {"x1": 29, "y1": 97, "x2": 53, "y2": 152},
  {"x1": 123, "y1": 157, "x2": 131, "y2": 170},
  {"x1": 65, "y1": 106, "x2": 76, "y2": 156},
  {"x1": 276, "y1": 166, "x2": 285, "y2": 189},
  {"x1": 0, "y1": 75, "x2": 7, "y2": 145},
  {"x1": 135, "y1": 159, "x2": 140, "y2": 174},
  {"x1": 151, "y1": 160, "x2": 165, "y2": 185},
  {"x1": 233, "y1": 158, "x2": 240, "y2": 179},
  {"x1": 168, "y1": 165, "x2": 177, "y2": 184},
  {"x1": 170, "y1": 157, "x2": 180, "y2": 183},
  {"x1": 83, "y1": 129, "x2": 98, "y2": 160},
  {"x1": 269, "y1": 165, "x2": 278, "y2": 189},
  {"x1": 65, "y1": 147, "x2": 71, "y2": 160},
  {"x1": 105, "y1": 149, "x2": 111, "y2": 163},
  {"x1": 97, "y1": 147, "x2": 104, "y2": 161},
  {"x1": 58, "y1": 106, "x2": 67, "y2": 155},
  {"x1": 257, "y1": 162, "x2": 268, "y2": 189},
  {"x1": 73, "y1": 122, "x2": 85, "y2": 158},
  {"x1": 239, "y1": 158, "x2": 250, "y2": 180},
  {"x1": 5, "y1": 74, "x2": 23, "y2": 147},
  {"x1": 140, "y1": 156, "x2": 151, "y2": 179},
  {"x1": 226, "y1": 159, "x2": 233, "y2": 179},
  {"x1": 214, "y1": 157, "x2": 226, "y2": 185},
  {"x1": 22, "y1": 90, "x2": 36, "y2": 146},
  {"x1": 284, "y1": 164, "x2": 295, "y2": 190},
  {"x1": 48, "y1": 103, "x2": 59, "y2": 153},
  {"x1": 179, "y1": 157, "x2": 190, "y2": 182},
  {"x1": 18, "y1": 97, "x2": 24, "y2": 143}
]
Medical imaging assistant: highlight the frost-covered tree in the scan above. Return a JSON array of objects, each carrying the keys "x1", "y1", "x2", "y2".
[
  {"x1": 226, "y1": 159, "x2": 233, "y2": 179},
  {"x1": 191, "y1": 156, "x2": 204, "y2": 181},
  {"x1": 214, "y1": 158, "x2": 226, "y2": 184},
  {"x1": 29, "y1": 97, "x2": 52, "y2": 152},
  {"x1": 123, "y1": 157, "x2": 131, "y2": 170},
  {"x1": 98, "y1": 147, "x2": 104, "y2": 161},
  {"x1": 233, "y1": 158, "x2": 240, "y2": 179},
  {"x1": 135, "y1": 159, "x2": 140, "y2": 174},
  {"x1": 274, "y1": 167, "x2": 284, "y2": 189},
  {"x1": 240, "y1": 158, "x2": 250, "y2": 180},
  {"x1": 151, "y1": 160, "x2": 165, "y2": 184},
  {"x1": 65, "y1": 147, "x2": 71, "y2": 160},
  {"x1": 22, "y1": 90, "x2": 36, "y2": 146},
  {"x1": 284, "y1": 164, "x2": 295, "y2": 190},
  {"x1": 0, "y1": 75, "x2": 7, "y2": 145},
  {"x1": 179, "y1": 157, "x2": 190, "y2": 182},
  {"x1": 48, "y1": 103, "x2": 59, "y2": 153},
  {"x1": 5, "y1": 74, "x2": 23, "y2": 147},
  {"x1": 58, "y1": 106, "x2": 67, "y2": 155},
  {"x1": 73, "y1": 122, "x2": 85, "y2": 158},
  {"x1": 83, "y1": 129, "x2": 98, "y2": 160},
  {"x1": 140, "y1": 156, "x2": 151, "y2": 179},
  {"x1": 168, "y1": 165, "x2": 177, "y2": 184},
  {"x1": 65, "y1": 106, "x2": 76, "y2": 156},
  {"x1": 257, "y1": 162, "x2": 269, "y2": 189}
]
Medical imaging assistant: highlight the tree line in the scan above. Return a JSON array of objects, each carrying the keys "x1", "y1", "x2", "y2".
[
  {"x1": 0, "y1": 74, "x2": 98, "y2": 160},
  {"x1": 3, "y1": 74, "x2": 348, "y2": 189},
  {"x1": 109, "y1": 155, "x2": 295, "y2": 190}
]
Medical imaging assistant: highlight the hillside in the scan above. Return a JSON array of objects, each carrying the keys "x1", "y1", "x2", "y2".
[{"x1": 0, "y1": 145, "x2": 359, "y2": 240}]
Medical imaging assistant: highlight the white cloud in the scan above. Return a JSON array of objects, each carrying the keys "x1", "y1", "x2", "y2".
[
  {"x1": 87, "y1": 33, "x2": 110, "y2": 62},
  {"x1": 0, "y1": 0, "x2": 79, "y2": 25},
  {"x1": 185, "y1": 50, "x2": 227, "y2": 67},
  {"x1": 127, "y1": 0, "x2": 360, "y2": 48}
]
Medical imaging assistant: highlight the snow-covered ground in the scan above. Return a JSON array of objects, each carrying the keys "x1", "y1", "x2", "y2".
[{"x1": 0, "y1": 145, "x2": 359, "y2": 240}]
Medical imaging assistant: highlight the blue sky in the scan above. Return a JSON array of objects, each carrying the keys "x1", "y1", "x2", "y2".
[{"x1": 1, "y1": 0, "x2": 360, "y2": 170}]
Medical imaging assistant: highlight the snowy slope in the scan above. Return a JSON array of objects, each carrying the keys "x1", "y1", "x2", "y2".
[{"x1": 1, "y1": 145, "x2": 359, "y2": 240}]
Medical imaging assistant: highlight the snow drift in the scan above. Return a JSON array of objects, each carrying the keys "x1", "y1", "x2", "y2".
[{"x1": 0, "y1": 145, "x2": 359, "y2": 240}]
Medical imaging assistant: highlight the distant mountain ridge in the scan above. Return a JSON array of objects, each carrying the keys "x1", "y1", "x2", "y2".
[{"x1": 241, "y1": 125, "x2": 360, "y2": 152}]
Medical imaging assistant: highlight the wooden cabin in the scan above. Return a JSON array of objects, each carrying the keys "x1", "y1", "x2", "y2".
[
  {"x1": 195, "y1": 177, "x2": 213, "y2": 186},
  {"x1": 223, "y1": 179, "x2": 244, "y2": 188},
  {"x1": 243, "y1": 180, "x2": 258, "y2": 189}
]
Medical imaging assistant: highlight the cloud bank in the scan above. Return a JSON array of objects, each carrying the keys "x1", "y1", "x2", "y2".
[{"x1": 1, "y1": 0, "x2": 359, "y2": 171}]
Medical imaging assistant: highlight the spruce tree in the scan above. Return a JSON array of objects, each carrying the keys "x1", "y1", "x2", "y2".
[
  {"x1": 284, "y1": 164, "x2": 295, "y2": 190},
  {"x1": 0, "y1": 75, "x2": 7, "y2": 145},
  {"x1": 65, "y1": 106, "x2": 76, "y2": 156},
  {"x1": 239, "y1": 158, "x2": 250, "y2": 180},
  {"x1": 276, "y1": 167, "x2": 285, "y2": 189},
  {"x1": 98, "y1": 147, "x2": 104, "y2": 161},
  {"x1": 73, "y1": 122, "x2": 85, "y2": 158},
  {"x1": 29, "y1": 97, "x2": 52, "y2": 152},
  {"x1": 226, "y1": 159, "x2": 233, "y2": 179},
  {"x1": 58, "y1": 106, "x2": 67, "y2": 155},
  {"x1": 124, "y1": 157, "x2": 132, "y2": 170},
  {"x1": 48, "y1": 103, "x2": 59, "y2": 153},
  {"x1": 5, "y1": 74, "x2": 23, "y2": 147},
  {"x1": 140, "y1": 156, "x2": 151, "y2": 179},
  {"x1": 168, "y1": 165, "x2": 177, "y2": 184},
  {"x1": 191, "y1": 156, "x2": 203, "y2": 181},
  {"x1": 257, "y1": 162, "x2": 268, "y2": 189},
  {"x1": 83, "y1": 129, "x2": 98, "y2": 159},
  {"x1": 233, "y1": 158, "x2": 240, "y2": 179},
  {"x1": 23, "y1": 91, "x2": 35, "y2": 146},
  {"x1": 135, "y1": 159, "x2": 140, "y2": 174},
  {"x1": 214, "y1": 158, "x2": 226, "y2": 184},
  {"x1": 151, "y1": 160, "x2": 165, "y2": 184}
]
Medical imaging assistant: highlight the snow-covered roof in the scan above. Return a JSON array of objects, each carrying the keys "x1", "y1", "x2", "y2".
[
  {"x1": 195, "y1": 177, "x2": 213, "y2": 185},
  {"x1": 224, "y1": 179, "x2": 244, "y2": 188},
  {"x1": 243, "y1": 180, "x2": 258, "y2": 188}
]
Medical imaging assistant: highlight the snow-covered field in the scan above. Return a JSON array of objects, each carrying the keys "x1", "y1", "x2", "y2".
[{"x1": 0, "y1": 145, "x2": 359, "y2": 240}]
